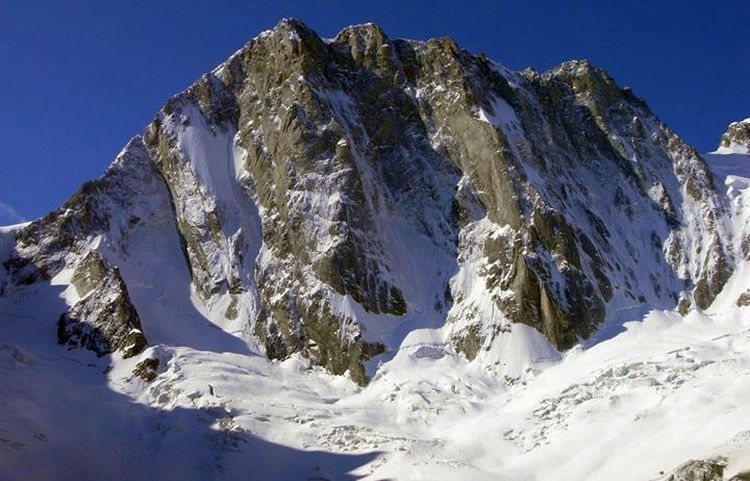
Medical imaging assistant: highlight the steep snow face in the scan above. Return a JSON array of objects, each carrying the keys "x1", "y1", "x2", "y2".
[
  {"x1": 704, "y1": 144, "x2": 750, "y2": 282},
  {"x1": 0, "y1": 19, "x2": 735, "y2": 383},
  {"x1": 152, "y1": 100, "x2": 264, "y2": 343}
]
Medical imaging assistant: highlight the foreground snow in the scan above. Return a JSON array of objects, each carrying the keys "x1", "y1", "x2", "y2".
[
  {"x1": 1, "y1": 153, "x2": 750, "y2": 480},
  {"x1": 2, "y1": 272, "x2": 749, "y2": 480}
]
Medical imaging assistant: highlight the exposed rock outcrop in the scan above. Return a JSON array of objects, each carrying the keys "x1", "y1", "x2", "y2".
[
  {"x1": 58, "y1": 251, "x2": 146, "y2": 358},
  {"x1": 660, "y1": 458, "x2": 727, "y2": 481}
]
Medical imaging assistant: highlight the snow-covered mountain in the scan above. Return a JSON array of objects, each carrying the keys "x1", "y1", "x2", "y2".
[
  {"x1": 1, "y1": 19, "x2": 749, "y2": 480},
  {"x1": 717, "y1": 118, "x2": 750, "y2": 155}
]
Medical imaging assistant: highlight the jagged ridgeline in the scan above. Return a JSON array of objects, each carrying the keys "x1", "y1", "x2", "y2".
[{"x1": 1, "y1": 19, "x2": 733, "y2": 384}]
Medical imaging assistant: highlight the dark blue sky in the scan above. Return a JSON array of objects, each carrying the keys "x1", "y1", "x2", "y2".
[{"x1": 1, "y1": 1, "x2": 748, "y2": 224}]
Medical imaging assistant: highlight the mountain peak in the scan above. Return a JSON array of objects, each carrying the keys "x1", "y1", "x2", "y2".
[
  {"x1": 274, "y1": 17, "x2": 315, "y2": 36},
  {"x1": 4, "y1": 18, "x2": 731, "y2": 377},
  {"x1": 334, "y1": 21, "x2": 388, "y2": 41},
  {"x1": 718, "y1": 118, "x2": 750, "y2": 154}
]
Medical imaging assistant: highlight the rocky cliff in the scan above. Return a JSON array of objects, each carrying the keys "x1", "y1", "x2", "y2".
[{"x1": 0, "y1": 19, "x2": 735, "y2": 384}]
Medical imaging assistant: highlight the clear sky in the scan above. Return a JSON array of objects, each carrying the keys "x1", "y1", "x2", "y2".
[{"x1": 1, "y1": 0, "x2": 748, "y2": 224}]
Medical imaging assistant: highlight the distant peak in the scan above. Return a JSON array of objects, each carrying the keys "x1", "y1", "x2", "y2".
[{"x1": 717, "y1": 118, "x2": 750, "y2": 154}]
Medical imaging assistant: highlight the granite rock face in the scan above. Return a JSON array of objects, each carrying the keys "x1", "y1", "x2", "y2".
[
  {"x1": 0, "y1": 19, "x2": 736, "y2": 382},
  {"x1": 58, "y1": 251, "x2": 146, "y2": 358}
]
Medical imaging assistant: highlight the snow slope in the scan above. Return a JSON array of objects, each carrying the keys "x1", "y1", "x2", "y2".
[{"x1": 0, "y1": 152, "x2": 749, "y2": 480}]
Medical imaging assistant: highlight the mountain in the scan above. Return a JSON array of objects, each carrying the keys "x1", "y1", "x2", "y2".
[
  {"x1": 1, "y1": 19, "x2": 749, "y2": 480},
  {"x1": 718, "y1": 118, "x2": 750, "y2": 154}
]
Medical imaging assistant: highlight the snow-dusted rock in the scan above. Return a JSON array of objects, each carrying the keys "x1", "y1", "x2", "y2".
[{"x1": 718, "y1": 118, "x2": 750, "y2": 154}]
